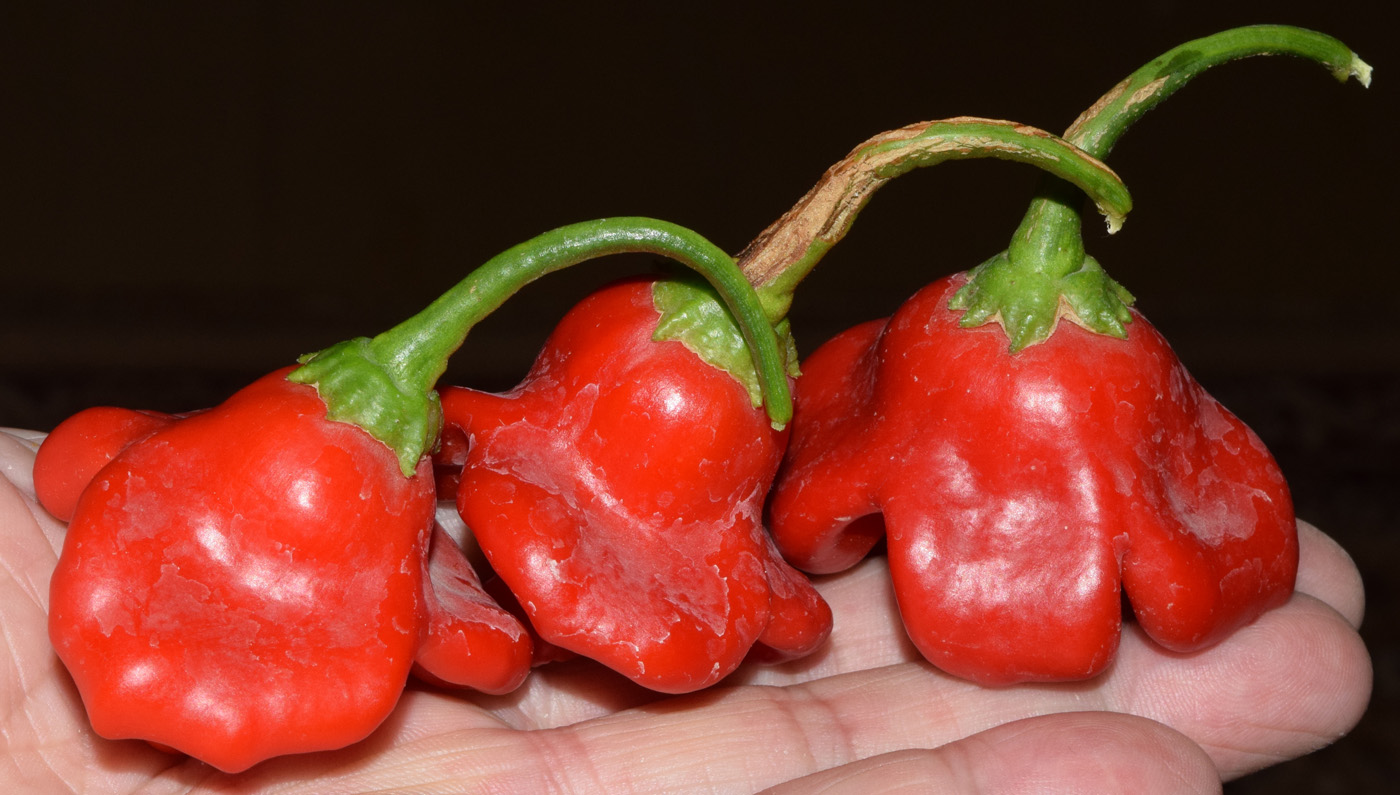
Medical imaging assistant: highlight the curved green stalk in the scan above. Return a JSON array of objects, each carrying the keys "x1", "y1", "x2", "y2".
[
  {"x1": 1065, "y1": 25, "x2": 1369, "y2": 158},
  {"x1": 953, "y1": 25, "x2": 1372, "y2": 351},
  {"x1": 736, "y1": 117, "x2": 1134, "y2": 323},
  {"x1": 290, "y1": 218, "x2": 794, "y2": 476}
]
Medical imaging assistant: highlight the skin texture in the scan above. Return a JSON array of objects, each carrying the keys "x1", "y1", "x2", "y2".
[
  {"x1": 412, "y1": 522, "x2": 533, "y2": 695},
  {"x1": 0, "y1": 426, "x2": 1370, "y2": 792},
  {"x1": 32, "y1": 407, "x2": 178, "y2": 523},
  {"x1": 437, "y1": 278, "x2": 831, "y2": 694},
  {"x1": 768, "y1": 273, "x2": 1297, "y2": 684},
  {"x1": 31, "y1": 373, "x2": 536, "y2": 770},
  {"x1": 39, "y1": 370, "x2": 440, "y2": 773}
]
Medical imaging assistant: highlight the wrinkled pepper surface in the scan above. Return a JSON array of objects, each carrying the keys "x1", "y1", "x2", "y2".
[
  {"x1": 765, "y1": 26, "x2": 1371, "y2": 684},
  {"x1": 37, "y1": 218, "x2": 791, "y2": 770},
  {"x1": 437, "y1": 119, "x2": 1136, "y2": 693},
  {"x1": 770, "y1": 278, "x2": 1299, "y2": 682},
  {"x1": 437, "y1": 278, "x2": 825, "y2": 694},
  {"x1": 44, "y1": 369, "x2": 440, "y2": 771}
]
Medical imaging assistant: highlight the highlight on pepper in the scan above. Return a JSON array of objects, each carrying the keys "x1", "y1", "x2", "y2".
[{"x1": 24, "y1": 23, "x2": 1369, "y2": 773}]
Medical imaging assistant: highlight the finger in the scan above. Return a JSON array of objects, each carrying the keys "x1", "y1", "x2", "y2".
[
  {"x1": 0, "y1": 430, "x2": 44, "y2": 499},
  {"x1": 164, "y1": 534, "x2": 1366, "y2": 791},
  {"x1": 493, "y1": 516, "x2": 1369, "y2": 732},
  {"x1": 759, "y1": 712, "x2": 1220, "y2": 795},
  {"x1": 0, "y1": 431, "x2": 65, "y2": 556},
  {"x1": 0, "y1": 461, "x2": 57, "y2": 612},
  {"x1": 214, "y1": 698, "x2": 1222, "y2": 795},
  {"x1": 380, "y1": 672, "x2": 1220, "y2": 793},
  {"x1": 545, "y1": 583, "x2": 1367, "y2": 789},
  {"x1": 2, "y1": 436, "x2": 177, "y2": 792},
  {"x1": 234, "y1": 666, "x2": 980, "y2": 793},
  {"x1": 1108, "y1": 590, "x2": 1371, "y2": 779},
  {"x1": 729, "y1": 557, "x2": 919, "y2": 689},
  {"x1": 1294, "y1": 519, "x2": 1365, "y2": 628}
]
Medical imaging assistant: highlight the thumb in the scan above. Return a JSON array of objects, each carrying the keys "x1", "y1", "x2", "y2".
[{"x1": 760, "y1": 711, "x2": 1220, "y2": 795}]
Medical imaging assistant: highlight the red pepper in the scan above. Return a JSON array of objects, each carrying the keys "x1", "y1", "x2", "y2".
[
  {"x1": 763, "y1": 27, "x2": 1371, "y2": 684},
  {"x1": 439, "y1": 278, "x2": 824, "y2": 693},
  {"x1": 35, "y1": 404, "x2": 535, "y2": 698},
  {"x1": 438, "y1": 120, "x2": 1136, "y2": 693},
  {"x1": 45, "y1": 368, "x2": 439, "y2": 771},
  {"x1": 37, "y1": 218, "x2": 792, "y2": 770},
  {"x1": 32, "y1": 406, "x2": 177, "y2": 523},
  {"x1": 771, "y1": 276, "x2": 1302, "y2": 682},
  {"x1": 414, "y1": 522, "x2": 533, "y2": 694}
]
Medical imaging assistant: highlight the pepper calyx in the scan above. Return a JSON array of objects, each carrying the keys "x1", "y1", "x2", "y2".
[
  {"x1": 735, "y1": 118, "x2": 1133, "y2": 306},
  {"x1": 967, "y1": 26, "x2": 1369, "y2": 354},
  {"x1": 289, "y1": 339, "x2": 442, "y2": 478},
  {"x1": 652, "y1": 275, "x2": 799, "y2": 425},
  {"x1": 950, "y1": 250, "x2": 1135, "y2": 352}
]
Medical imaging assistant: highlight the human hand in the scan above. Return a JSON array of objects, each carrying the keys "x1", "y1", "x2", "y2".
[{"x1": 1, "y1": 427, "x2": 1369, "y2": 793}]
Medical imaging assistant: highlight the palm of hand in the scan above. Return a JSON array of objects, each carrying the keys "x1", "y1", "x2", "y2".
[{"x1": 0, "y1": 429, "x2": 1369, "y2": 794}]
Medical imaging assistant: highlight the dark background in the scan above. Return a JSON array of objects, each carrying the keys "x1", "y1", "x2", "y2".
[{"x1": 1, "y1": 3, "x2": 1394, "y2": 790}]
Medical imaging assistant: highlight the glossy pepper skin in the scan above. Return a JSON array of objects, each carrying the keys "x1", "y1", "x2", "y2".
[
  {"x1": 35, "y1": 218, "x2": 794, "y2": 768},
  {"x1": 36, "y1": 400, "x2": 534, "y2": 701},
  {"x1": 33, "y1": 406, "x2": 178, "y2": 522},
  {"x1": 438, "y1": 277, "x2": 832, "y2": 693},
  {"x1": 768, "y1": 274, "x2": 1296, "y2": 684},
  {"x1": 44, "y1": 368, "x2": 438, "y2": 772},
  {"x1": 430, "y1": 120, "x2": 1139, "y2": 692},
  {"x1": 413, "y1": 522, "x2": 533, "y2": 694},
  {"x1": 763, "y1": 26, "x2": 1366, "y2": 685}
]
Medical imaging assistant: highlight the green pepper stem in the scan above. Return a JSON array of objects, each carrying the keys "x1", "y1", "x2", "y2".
[
  {"x1": 1065, "y1": 25, "x2": 1370, "y2": 159},
  {"x1": 291, "y1": 218, "x2": 794, "y2": 476},
  {"x1": 960, "y1": 25, "x2": 1371, "y2": 350},
  {"x1": 735, "y1": 117, "x2": 1134, "y2": 322}
]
